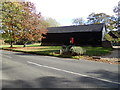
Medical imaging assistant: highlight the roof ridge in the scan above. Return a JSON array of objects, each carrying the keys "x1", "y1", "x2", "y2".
[
  {"x1": 47, "y1": 23, "x2": 105, "y2": 28},
  {"x1": 47, "y1": 23, "x2": 105, "y2": 33}
]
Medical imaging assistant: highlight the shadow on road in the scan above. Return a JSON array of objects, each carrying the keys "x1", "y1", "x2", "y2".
[
  {"x1": 86, "y1": 70, "x2": 120, "y2": 82},
  {"x1": 2, "y1": 70, "x2": 119, "y2": 88},
  {"x1": 2, "y1": 80, "x2": 32, "y2": 88},
  {"x1": 2, "y1": 76, "x2": 77, "y2": 88}
]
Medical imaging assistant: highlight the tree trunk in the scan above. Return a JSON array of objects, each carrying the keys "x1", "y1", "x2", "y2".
[
  {"x1": 39, "y1": 41, "x2": 41, "y2": 46},
  {"x1": 23, "y1": 42, "x2": 27, "y2": 47},
  {"x1": 23, "y1": 44, "x2": 26, "y2": 47},
  {"x1": 10, "y1": 41, "x2": 13, "y2": 47},
  {"x1": 10, "y1": 44, "x2": 13, "y2": 47}
]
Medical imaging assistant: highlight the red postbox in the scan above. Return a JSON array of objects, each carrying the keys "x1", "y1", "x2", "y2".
[{"x1": 70, "y1": 37, "x2": 74, "y2": 44}]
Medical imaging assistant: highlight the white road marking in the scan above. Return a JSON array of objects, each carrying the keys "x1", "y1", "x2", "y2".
[{"x1": 27, "y1": 61, "x2": 120, "y2": 85}]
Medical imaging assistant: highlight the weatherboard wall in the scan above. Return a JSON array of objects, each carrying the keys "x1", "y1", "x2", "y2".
[
  {"x1": 42, "y1": 32, "x2": 102, "y2": 46},
  {"x1": 42, "y1": 24, "x2": 105, "y2": 46}
]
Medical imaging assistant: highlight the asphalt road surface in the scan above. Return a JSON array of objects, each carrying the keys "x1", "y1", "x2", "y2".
[{"x1": 1, "y1": 50, "x2": 120, "y2": 88}]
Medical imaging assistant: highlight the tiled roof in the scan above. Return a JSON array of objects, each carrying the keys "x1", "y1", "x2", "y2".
[{"x1": 47, "y1": 23, "x2": 105, "y2": 33}]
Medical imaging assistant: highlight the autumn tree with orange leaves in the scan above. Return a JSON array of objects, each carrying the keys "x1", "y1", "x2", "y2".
[
  {"x1": 1, "y1": 1, "x2": 48, "y2": 47},
  {"x1": 18, "y1": 2, "x2": 48, "y2": 47}
]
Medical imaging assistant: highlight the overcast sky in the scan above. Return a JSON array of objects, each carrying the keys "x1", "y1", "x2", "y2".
[{"x1": 28, "y1": 0, "x2": 119, "y2": 26}]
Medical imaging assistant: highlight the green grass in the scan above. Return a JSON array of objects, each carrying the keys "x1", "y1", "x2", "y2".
[
  {"x1": 26, "y1": 44, "x2": 41, "y2": 47},
  {"x1": 0, "y1": 45, "x2": 10, "y2": 48},
  {"x1": 0, "y1": 44, "x2": 41, "y2": 48},
  {"x1": 28, "y1": 46, "x2": 61, "y2": 56},
  {"x1": 1, "y1": 44, "x2": 112, "y2": 57},
  {"x1": 82, "y1": 46, "x2": 112, "y2": 56}
]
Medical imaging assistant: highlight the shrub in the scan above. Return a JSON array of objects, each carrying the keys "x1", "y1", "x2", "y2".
[
  {"x1": 60, "y1": 45, "x2": 72, "y2": 55},
  {"x1": 70, "y1": 46, "x2": 86, "y2": 56},
  {"x1": 60, "y1": 45, "x2": 86, "y2": 56}
]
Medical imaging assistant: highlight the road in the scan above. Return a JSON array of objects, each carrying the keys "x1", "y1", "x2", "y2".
[{"x1": 1, "y1": 50, "x2": 120, "y2": 88}]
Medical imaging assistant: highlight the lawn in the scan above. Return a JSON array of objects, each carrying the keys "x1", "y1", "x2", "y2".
[
  {"x1": 0, "y1": 44, "x2": 41, "y2": 48},
  {"x1": 82, "y1": 46, "x2": 112, "y2": 56},
  {"x1": 1, "y1": 44, "x2": 112, "y2": 57},
  {"x1": 2, "y1": 44, "x2": 118, "y2": 64}
]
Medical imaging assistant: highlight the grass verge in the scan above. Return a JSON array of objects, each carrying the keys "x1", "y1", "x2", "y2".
[
  {"x1": 1, "y1": 45, "x2": 112, "y2": 56},
  {"x1": 1, "y1": 45, "x2": 119, "y2": 64}
]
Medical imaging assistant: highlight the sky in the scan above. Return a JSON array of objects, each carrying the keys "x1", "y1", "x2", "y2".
[{"x1": 27, "y1": 0, "x2": 119, "y2": 26}]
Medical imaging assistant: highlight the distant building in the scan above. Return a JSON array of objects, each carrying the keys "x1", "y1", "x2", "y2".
[{"x1": 42, "y1": 23, "x2": 107, "y2": 46}]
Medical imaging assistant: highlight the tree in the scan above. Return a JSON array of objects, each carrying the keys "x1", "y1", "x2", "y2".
[
  {"x1": 1, "y1": 1, "x2": 48, "y2": 47},
  {"x1": 113, "y1": 1, "x2": 120, "y2": 16},
  {"x1": 113, "y1": 1, "x2": 120, "y2": 29},
  {"x1": 1, "y1": 2, "x2": 24, "y2": 47},
  {"x1": 44, "y1": 17, "x2": 60, "y2": 27},
  {"x1": 17, "y1": 2, "x2": 48, "y2": 47},
  {"x1": 110, "y1": 2, "x2": 120, "y2": 44},
  {"x1": 72, "y1": 17, "x2": 85, "y2": 25},
  {"x1": 87, "y1": 13, "x2": 117, "y2": 30}
]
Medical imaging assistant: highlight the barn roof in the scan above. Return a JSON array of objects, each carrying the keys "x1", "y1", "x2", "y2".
[{"x1": 47, "y1": 23, "x2": 105, "y2": 33}]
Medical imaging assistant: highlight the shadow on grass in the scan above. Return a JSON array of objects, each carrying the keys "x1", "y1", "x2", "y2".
[
  {"x1": 29, "y1": 50, "x2": 60, "y2": 55},
  {"x1": 13, "y1": 52, "x2": 37, "y2": 56},
  {"x1": 13, "y1": 50, "x2": 60, "y2": 56},
  {"x1": 18, "y1": 51, "x2": 72, "y2": 58}
]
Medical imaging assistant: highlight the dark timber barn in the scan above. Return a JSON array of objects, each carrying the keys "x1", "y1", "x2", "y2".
[{"x1": 42, "y1": 23, "x2": 107, "y2": 46}]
